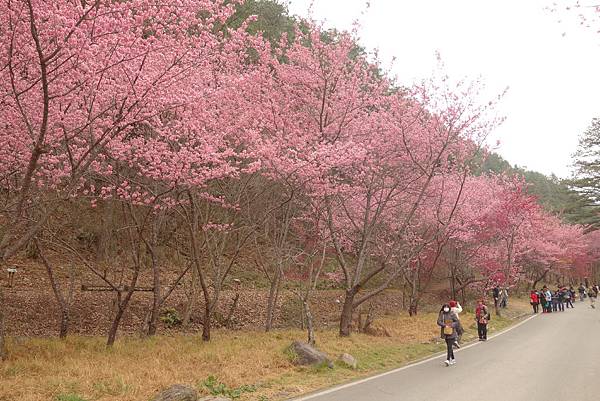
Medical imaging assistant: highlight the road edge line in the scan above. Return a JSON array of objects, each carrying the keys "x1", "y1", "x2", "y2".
[{"x1": 292, "y1": 313, "x2": 539, "y2": 401}]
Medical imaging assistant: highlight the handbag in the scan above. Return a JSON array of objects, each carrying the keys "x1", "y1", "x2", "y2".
[{"x1": 443, "y1": 325, "x2": 454, "y2": 335}]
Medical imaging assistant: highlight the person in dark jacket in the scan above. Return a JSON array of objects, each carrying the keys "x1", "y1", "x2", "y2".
[
  {"x1": 551, "y1": 290, "x2": 559, "y2": 312},
  {"x1": 578, "y1": 284, "x2": 586, "y2": 301},
  {"x1": 557, "y1": 288, "x2": 566, "y2": 312},
  {"x1": 568, "y1": 286, "x2": 576, "y2": 308},
  {"x1": 492, "y1": 286, "x2": 500, "y2": 309},
  {"x1": 437, "y1": 303, "x2": 459, "y2": 366},
  {"x1": 475, "y1": 299, "x2": 490, "y2": 341},
  {"x1": 543, "y1": 286, "x2": 552, "y2": 313}
]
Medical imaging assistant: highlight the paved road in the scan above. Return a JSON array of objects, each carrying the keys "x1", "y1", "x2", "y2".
[{"x1": 296, "y1": 303, "x2": 600, "y2": 401}]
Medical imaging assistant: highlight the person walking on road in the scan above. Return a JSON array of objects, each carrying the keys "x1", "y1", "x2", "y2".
[
  {"x1": 578, "y1": 284, "x2": 586, "y2": 302},
  {"x1": 551, "y1": 290, "x2": 559, "y2": 312},
  {"x1": 568, "y1": 286, "x2": 576, "y2": 308},
  {"x1": 437, "y1": 303, "x2": 459, "y2": 366},
  {"x1": 530, "y1": 290, "x2": 539, "y2": 313},
  {"x1": 500, "y1": 288, "x2": 509, "y2": 308},
  {"x1": 475, "y1": 299, "x2": 490, "y2": 341},
  {"x1": 558, "y1": 288, "x2": 566, "y2": 312},
  {"x1": 588, "y1": 287, "x2": 596, "y2": 309},
  {"x1": 449, "y1": 300, "x2": 463, "y2": 348}
]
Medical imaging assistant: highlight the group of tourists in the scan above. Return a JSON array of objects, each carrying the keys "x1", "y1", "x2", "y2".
[
  {"x1": 436, "y1": 283, "x2": 599, "y2": 368},
  {"x1": 437, "y1": 298, "x2": 490, "y2": 367},
  {"x1": 529, "y1": 283, "x2": 600, "y2": 313}
]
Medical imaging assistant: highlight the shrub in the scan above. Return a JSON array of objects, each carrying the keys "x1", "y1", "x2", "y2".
[
  {"x1": 160, "y1": 308, "x2": 182, "y2": 328},
  {"x1": 201, "y1": 376, "x2": 256, "y2": 400}
]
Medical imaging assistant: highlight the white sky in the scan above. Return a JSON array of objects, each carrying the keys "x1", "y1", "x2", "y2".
[{"x1": 286, "y1": 0, "x2": 600, "y2": 178}]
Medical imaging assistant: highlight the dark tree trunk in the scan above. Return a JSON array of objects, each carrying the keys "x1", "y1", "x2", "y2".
[
  {"x1": 408, "y1": 298, "x2": 419, "y2": 317},
  {"x1": 37, "y1": 242, "x2": 71, "y2": 339},
  {"x1": 201, "y1": 301, "x2": 211, "y2": 342},
  {"x1": 107, "y1": 298, "x2": 125, "y2": 347},
  {"x1": 107, "y1": 271, "x2": 139, "y2": 347},
  {"x1": 59, "y1": 309, "x2": 69, "y2": 339},
  {"x1": 339, "y1": 288, "x2": 357, "y2": 337}
]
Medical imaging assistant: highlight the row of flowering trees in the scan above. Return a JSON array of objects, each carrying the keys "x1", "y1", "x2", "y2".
[{"x1": 0, "y1": 0, "x2": 596, "y2": 355}]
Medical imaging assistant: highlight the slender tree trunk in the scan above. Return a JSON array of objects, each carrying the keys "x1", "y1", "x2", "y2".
[
  {"x1": 148, "y1": 261, "x2": 160, "y2": 336},
  {"x1": 449, "y1": 266, "x2": 457, "y2": 300},
  {"x1": 339, "y1": 287, "x2": 357, "y2": 337},
  {"x1": 182, "y1": 266, "x2": 197, "y2": 328},
  {"x1": 0, "y1": 286, "x2": 7, "y2": 360},
  {"x1": 107, "y1": 291, "x2": 135, "y2": 347},
  {"x1": 408, "y1": 298, "x2": 419, "y2": 317},
  {"x1": 107, "y1": 296, "x2": 125, "y2": 347},
  {"x1": 408, "y1": 266, "x2": 420, "y2": 316},
  {"x1": 107, "y1": 271, "x2": 139, "y2": 347},
  {"x1": 37, "y1": 242, "x2": 71, "y2": 339},
  {"x1": 265, "y1": 267, "x2": 281, "y2": 332},
  {"x1": 59, "y1": 309, "x2": 69, "y2": 339},
  {"x1": 225, "y1": 293, "x2": 240, "y2": 329},
  {"x1": 303, "y1": 300, "x2": 315, "y2": 346},
  {"x1": 201, "y1": 296, "x2": 211, "y2": 342}
]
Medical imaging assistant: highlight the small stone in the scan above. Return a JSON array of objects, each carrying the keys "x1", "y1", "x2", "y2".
[
  {"x1": 151, "y1": 384, "x2": 198, "y2": 401},
  {"x1": 338, "y1": 353, "x2": 358, "y2": 369}
]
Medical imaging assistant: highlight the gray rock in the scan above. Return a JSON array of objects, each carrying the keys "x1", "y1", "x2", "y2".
[
  {"x1": 151, "y1": 384, "x2": 198, "y2": 401},
  {"x1": 338, "y1": 353, "x2": 358, "y2": 369},
  {"x1": 289, "y1": 341, "x2": 332, "y2": 367}
]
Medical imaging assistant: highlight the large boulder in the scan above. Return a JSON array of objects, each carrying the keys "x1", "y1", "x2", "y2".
[
  {"x1": 338, "y1": 353, "x2": 358, "y2": 369},
  {"x1": 288, "y1": 341, "x2": 333, "y2": 367},
  {"x1": 152, "y1": 385, "x2": 198, "y2": 401}
]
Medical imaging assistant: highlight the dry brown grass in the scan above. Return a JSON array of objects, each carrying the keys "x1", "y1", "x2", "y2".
[{"x1": 0, "y1": 299, "x2": 531, "y2": 401}]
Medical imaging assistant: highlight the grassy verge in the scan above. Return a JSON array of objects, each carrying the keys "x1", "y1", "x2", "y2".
[{"x1": 0, "y1": 299, "x2": 531, "y2": 401}]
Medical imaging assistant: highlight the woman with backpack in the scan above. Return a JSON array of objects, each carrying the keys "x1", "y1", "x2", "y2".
[
  {"x1": 437, "y1": 303, "x2": 459, "y2": 366},
  {"x1": 475, "y1": 299, "x2": 490, "y2": 341}
]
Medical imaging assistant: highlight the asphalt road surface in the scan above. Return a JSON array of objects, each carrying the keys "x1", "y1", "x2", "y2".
[{"x1": 295, "y1": 303, "x2": 600, "y2": 401}]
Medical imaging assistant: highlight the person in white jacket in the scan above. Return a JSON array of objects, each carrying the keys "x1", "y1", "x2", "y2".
[{"x1": 449, "y1": 300, "x2": 463, "y2": 348}]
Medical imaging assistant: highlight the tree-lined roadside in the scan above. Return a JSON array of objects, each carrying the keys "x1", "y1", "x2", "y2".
[{"x1": 0, "y1": 299, "x2": 532, "y2": 401}]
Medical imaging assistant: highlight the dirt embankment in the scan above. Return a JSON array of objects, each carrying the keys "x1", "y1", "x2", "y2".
[{"x1": 3, "y1": 257, "x2": 443, "y2": 338}]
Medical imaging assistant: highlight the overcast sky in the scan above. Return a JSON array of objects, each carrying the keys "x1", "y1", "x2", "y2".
[{"x1": 286, "y1": 0, "x2": 600, "y2": 178}]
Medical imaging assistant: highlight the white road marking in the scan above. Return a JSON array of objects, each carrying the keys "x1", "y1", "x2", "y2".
[{"x1": 292, "y1": 313, "x2": 539, "y2": 401}]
